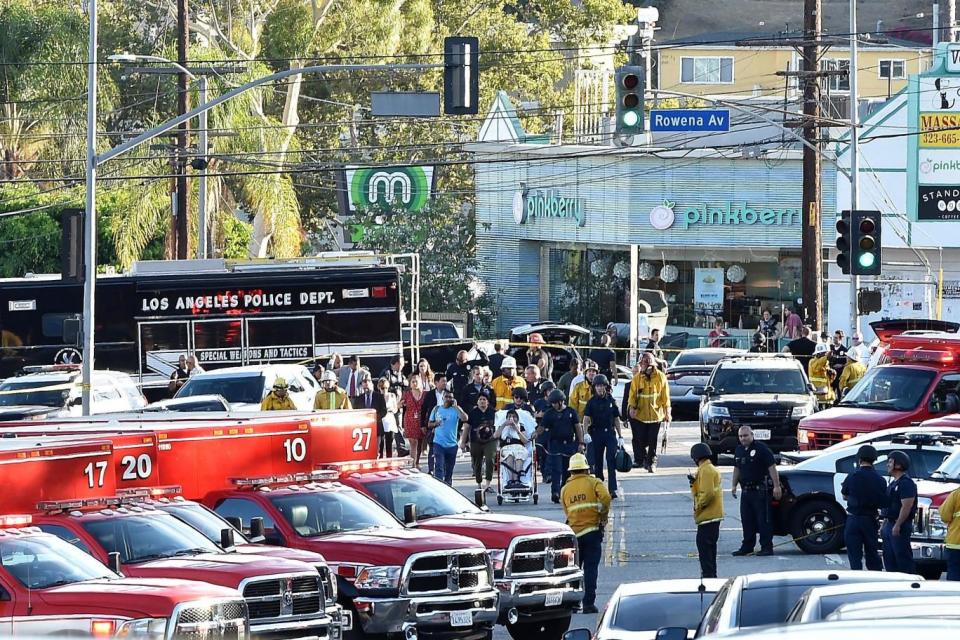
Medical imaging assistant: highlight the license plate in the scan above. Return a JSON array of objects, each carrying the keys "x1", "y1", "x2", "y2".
[
  {"x1": 544, "y1": 591, "x2": 563, "y2": 607},
  {"x1": 341, "y1": 611, "x2": 353, "y2": 631},
  {"x1": 450, "y1": 611, "x2": 472, "y2": 627},
  {"x1": 753, "y1": 429, "x2": 771, "y2": 440}
]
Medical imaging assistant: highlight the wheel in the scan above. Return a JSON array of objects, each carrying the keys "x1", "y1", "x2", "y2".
[
  {"x1": 497, "y1": 495, "x2": 503, "y2": 505},
  {"x1": 533, "y1": 493, "x2": 539, "y2": 504},
  {"x1": 506, "y1": 614, "x2": 572, "y2": 640},
  {"x1": 789, "y1": 499, "x2": 845, "y2": 554},
  {"x1": 917, "y1": 565, "x2": 942, "y2": 580}
]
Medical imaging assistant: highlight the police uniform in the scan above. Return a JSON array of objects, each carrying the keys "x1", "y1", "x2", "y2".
[
  {"x1": 840, "y1": 465, "x2": 887, "y2": 570},
  {"x1": 733, "y1": 440, "x2": 776, "y2": 554},
  {"x1": 583, "y1": 393, "x2": 620, "y2": 495},
  {"x1": 261, "y1": 391, "x2": 296, "y2": 411},
  {"x1": 541, "y1": 406, "x2": 581, "y2": 500},
  {"x1": 560, "y1": 462, "x2": 611, "y2": 612},
  {"x1": 881, "y1": 473, "x2": 918, "y2": 573},
  {"x1": 313, "y1": 387, "x2": 352, "y2": 410}
]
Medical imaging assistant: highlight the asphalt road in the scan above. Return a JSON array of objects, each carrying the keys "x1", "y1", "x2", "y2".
[{"x1": 449, "y1": 421, "x2": 842, "y2": 637}]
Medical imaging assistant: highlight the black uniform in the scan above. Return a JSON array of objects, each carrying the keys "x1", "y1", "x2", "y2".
[
  {"x1": 840, "y1": 465, "x2": 887, "y2": 570},
  {"x1": 583, "y1": 394, "x2": 620, "y2": 494},
  {"x1": 733, "y1": 440, "x2": 776, "y2": 553},
  {"x1": 541, "y1": 406, "x2": 580, "y2": 500},
  {"x1": 881, "y1": 474, "x2": 918, "y2": 573},
  {"x1": 446, "y1": 352, "x2": 489, "y2": 397}
]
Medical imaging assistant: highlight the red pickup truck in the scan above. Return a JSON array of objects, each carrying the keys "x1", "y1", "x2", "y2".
[{"x1": 911, "y1": 448, "x2": 960, "y2": 580}]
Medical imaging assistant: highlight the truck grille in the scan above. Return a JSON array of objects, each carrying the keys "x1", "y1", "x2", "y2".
[
  {"x1": 727, "y1": 406, "x2": 792, "y2": 421},
  {"x1": 241, "y1": 574, "x2": 322, "y2": 621},
  {"x1": 405, "y1": 550, "x2": 491, "y2": 596},
  {"x1": 173, "y1": 599, "x2": 247, "y2": 639},
  {"x1": 507, "y1": 534, "x2": 579, "y2": 577},
  {"x1": 809, "y1": 431, "x2": 844, "y2": 448}
]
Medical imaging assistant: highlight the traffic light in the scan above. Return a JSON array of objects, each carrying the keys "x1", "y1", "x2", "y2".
[
  {"x1": 615, "y1": 65, "x2": 644, "y2": 135},
  {"x1": 835, "y1": 210, "x2": 851, "y2": 275},
  {"x1": 443, "y1": 36, "x2": 480, "y2": 116},
  {"x1": 851, "y1": 210, "x2": 882, "y2": 276}
]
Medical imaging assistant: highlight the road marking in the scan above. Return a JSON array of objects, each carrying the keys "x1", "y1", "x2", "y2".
[{"x1": 824, "y1": 554, "x2": 847, "y2": 566}]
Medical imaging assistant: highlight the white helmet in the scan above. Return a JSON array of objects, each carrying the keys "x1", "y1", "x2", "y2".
[
  {"x1": 814, "y1": 342, "x2": 828, "y2": 355},
  {"x1": 501, "y1": 356, "x2": 518, "y2": 370},
  {"x1": 321, "y1": 370, "x2": 337, "y2": 383}
]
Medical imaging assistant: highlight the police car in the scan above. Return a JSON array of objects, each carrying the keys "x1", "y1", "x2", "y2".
[{"x1": 773, "y1": 432, "x2": 956, "y2": 554}]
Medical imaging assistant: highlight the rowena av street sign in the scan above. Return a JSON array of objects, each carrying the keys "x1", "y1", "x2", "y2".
[{"x1": 649, "y1": 109, "x2": 730, "y2": 132}]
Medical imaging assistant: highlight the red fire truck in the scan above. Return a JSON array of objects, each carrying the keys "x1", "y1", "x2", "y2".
[
  {"x1": 0, "y1": 514, "x2": 251, "y2": 638},
  {"x1": 0, "y1": 437, "x2": 339, "y2": 640},
  {"x1": 798, "y1": 332, "x2": 960, "y2": 449}
]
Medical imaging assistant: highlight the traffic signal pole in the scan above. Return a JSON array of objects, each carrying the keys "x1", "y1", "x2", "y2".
[{"x1": 848, "y1": 0, "x2": 861, "y2": 336}]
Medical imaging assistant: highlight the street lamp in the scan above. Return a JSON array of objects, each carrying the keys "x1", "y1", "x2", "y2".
[{"x1": 108, "y1": 53, "x2": 211, "y2": 261}]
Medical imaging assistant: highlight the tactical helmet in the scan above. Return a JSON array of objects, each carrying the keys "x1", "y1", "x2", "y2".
[
  {"x1": 690, "y1": 443, "x2": 713, "y2": 462},
  {"x1": 592, "y1": 374, "x2": 610, "y2": 388},
  {"x1": 568, "y1": 453, "x2": 590, "y2": 472},
  {"x1": 887, "y1": 450, "x2": 910, "y2": 471},
  {"x1": 547, "y1": 389, "x2": 566, "y2": 405},
  {"x1": 538, "y1": 380, "x2": 556, "y2": 395},
  {"x1": 856, "y1": 444, "x2": 879, "y2": 463}
]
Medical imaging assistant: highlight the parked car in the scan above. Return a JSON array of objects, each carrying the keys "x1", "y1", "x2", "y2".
[
  {"x1": 175, "y1": 364, "x2": 318, "y2": 410},
  {"x1": 688, "y1": 619, "x2": 957, "y2": 640},
  {"x1": 826, "y1": 595, "x2": 960, "y2": 621},
  {"x1": 564, "y1": 579, "x2": 725, "y2": 640},
  {"x1": 784, "y1": 580, "x2": 960, "y2": 623},
  {"x1": 774, "y1": 432, "x2": 955, "y2": 554},
  {"x1": 912, "y1": 449, "x2": 960, "y2": 579},
  {"x1": 0, "y1": 365, "x2": 146, "y2": 420},
  {"x1": 143, "y1": 394, "x2": 232, "y2": 412},
  {"x1": 694, "y1": 570, "x2": 921, "y2": 636},
  {"x1": 699, "y1": 355, "x2": 817, "y2": 455},
  {"x1": 402, "y1": 320, "x2": 473, "y2": 373},
  {"x1": 668, "y1": 348, "x2": 745, "y2": 420}
]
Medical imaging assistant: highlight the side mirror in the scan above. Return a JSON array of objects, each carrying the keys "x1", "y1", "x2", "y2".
[
  {"x1": 692, "y1": 387, "x2": 704, "y2": 396},
  {"x1": 562, "y1": 630, "x2": 591, "y2": 640},
  {"x1": 703, "y1": 385, "x2": 715, "y2": 396},
  {"x1": 474, "y1": 488, "x2": 486, "y2": 508},
  {"x1": 220, "y1": 527, "x2": 236, "y2": 550},
  {"x1": 249, "y1": 517, "x2": 266, "y2": 542},
  {"x1": 107, "y1": 551, "x2": 122, "y2": 575},
  {"x1": 263, "y1": 529, "x2": 285, "y2": 546},
  {"x1": 69, "y1": 396, "x2": 83, "y2": 407},
  {"x1": 655, "y1": 628, "x2": 689, "y2": 640},
  {"x1": 225, "y1": 516, "x2": 243, "y2": 531},
  {"x1": 403, "y1": 503, "x2": 418, "y2": 525}
]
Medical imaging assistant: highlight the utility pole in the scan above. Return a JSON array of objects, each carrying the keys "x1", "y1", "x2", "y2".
[
  {"x1": 176, "y1": 0, "x2": 190, "y2": 259},
  {"x1": 801, "y1": 0, "x2": 823, "y2": 331},
  {"x1": 949, "y1": 0, "x2": 957, "y2": 42},
  {"x1": 848, "y1": 0, "x2": 861, "y2": 336}
]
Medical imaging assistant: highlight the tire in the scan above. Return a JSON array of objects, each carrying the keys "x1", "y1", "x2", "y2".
[
  {"x1": 506, "y1": 614, "x2": 572, "y2": 640},
  {"x1": 789, "y1": 499, "x2": 845, "y2": 554},
  {"x1": 917, "y1": 565, "x2": 943, "y2": 580},
  {"x1": 533, "y1": 493, "x2": 539, "y2": 504}
]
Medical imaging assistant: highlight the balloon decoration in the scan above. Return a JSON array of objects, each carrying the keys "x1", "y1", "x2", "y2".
[
  {"x1": 726, "y1": 264, "x2": 746, "y2": 283},
  {"x1": 660, "y1": 264, "x2": 678, "y2": 283}
]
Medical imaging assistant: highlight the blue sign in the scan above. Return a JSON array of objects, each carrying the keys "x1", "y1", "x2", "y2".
[{"x1": 649, "y1": 109, "x2": 730, "y2": 132}]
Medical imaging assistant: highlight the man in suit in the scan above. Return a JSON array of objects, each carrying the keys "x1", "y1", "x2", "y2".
[
  {"x1": 351, "y1": 374, "x2": 386, "y2": 416},
  {"x1": 420, "y1": 373, "x2": 449, "y2": 476},
  {"x1": 339, "y1": 355, "x2": 363, "y2": 397}
]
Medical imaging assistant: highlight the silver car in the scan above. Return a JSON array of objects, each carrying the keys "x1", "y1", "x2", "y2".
[{"x1": 784, "y1": 580, "x2": 960, "y2": 624}]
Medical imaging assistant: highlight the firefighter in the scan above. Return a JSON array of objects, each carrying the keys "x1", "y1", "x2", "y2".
[
  {"x1": 491, "y1": 356, "x2": 526, "y2": 410},
  {"x1": 569, "y1": 360, "x2": 599, "y2": 419},
  {"x1": 690, "y1": 443, "x2": 723, "y2": 578},
  {"x1": 261, "y1": 377, "x2": 297, "y2": 411},
  {"x1": 839, "y1": 350, "x2": 867, "y2": 397},
  {"x1": 560, "y1": 452, "x2": 610, "y2": 615},
  {"x1": 314, "y1": 370, "x2": 352, "y2": 410},
  {"x1": 808, "y1": 342, "x2": 836, "y2": 407},
  {"x1": 627, "y1": 352, "x2": 671, "y2": 472},
  {"x1": 938, "y1": 484, "x2": 960, "y2": 580}
]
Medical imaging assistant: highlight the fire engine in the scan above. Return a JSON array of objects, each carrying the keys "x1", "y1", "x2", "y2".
[
  {"x1": 798, "y1": 332, "x2": 960, "y2": 449},
  {"x1": 0, "y1": 437, "x2": 339, "y2": 640},
  {"x1": 0, "y1": 515, "x2": 251, "y2": 639},
  {"x1": 318, "y1": 458, "x2": 584, "y2": 640},
  {"x1": 911, "y1": 448, "x2": 960, "y2": 580}
]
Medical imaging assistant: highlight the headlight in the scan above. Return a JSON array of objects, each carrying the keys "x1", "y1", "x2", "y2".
[
  {"x1": 489, "y1": 549, "x2": 506, "y2": 573},
  {"x1": 792, "y1": 405, "x2": 813, "y2": 419},
  {"x1": 354, "y1": 565, "x2": 402, "y2": 590},
  {"x1": 116, "y1": 618, "x2": 168, "y2": 638},
  {"x1": 798, "y1": 429, "x2": 809, "y2": 444},
  {"x1": 708, "y1": 405, "x2": 729, "y2": 418},
  {"x1": 929, "y1": 510, "x2": 948, "y2": 538}
]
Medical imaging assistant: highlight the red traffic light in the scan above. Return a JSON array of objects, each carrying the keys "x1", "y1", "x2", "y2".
[
  {"x1": 836, "y1": 219, "x2": 849, "y2": 234},
  {"x1": 859, "y1": 217, "x2": 876, "y2": 234},
  {"x1": 622, "y1": 73, "x2": 640, "y2": 90}
]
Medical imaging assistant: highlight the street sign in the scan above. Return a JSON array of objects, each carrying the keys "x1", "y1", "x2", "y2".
[
  {"x1": 649, "y1": 109, "x2": 730, "y2": 132},
  {"x1": 371, "y1": 91, "x2": 441, "y2": 117}
]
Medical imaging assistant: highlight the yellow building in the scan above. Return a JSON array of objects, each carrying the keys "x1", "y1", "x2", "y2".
[{"x1": 656, "y1": 31, "x2": 932, "y2": 101}]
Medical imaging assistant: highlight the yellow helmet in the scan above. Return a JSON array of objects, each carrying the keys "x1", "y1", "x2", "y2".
[
  {"x1": 273, "y1": 377, "x2": 289, "y2": 390},
  {"x1": 568, "y1": 453, "x2": 590, "y2": 472}
]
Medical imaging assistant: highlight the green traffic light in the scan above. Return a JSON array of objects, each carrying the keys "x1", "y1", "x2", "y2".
[
  {"x1": 622, "y1": 110, "x2": 640, "y2": 127},
  {"x1": 858, "y1": 252, "x2": 876, "y2": 268}
]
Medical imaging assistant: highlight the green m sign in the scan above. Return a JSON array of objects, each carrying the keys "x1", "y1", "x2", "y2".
[{"x1": 346, "y1": 165, "x2": 434, "y2": 212}]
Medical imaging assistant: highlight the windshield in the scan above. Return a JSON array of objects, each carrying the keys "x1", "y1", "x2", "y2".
[
  {"x1": 932, "y1": 450, "x2": 960, "y2": 480},
  {"x1": 363, "y1": 475, "x2": 482, "y2": 520},
  {"x1": 82, "y1": 513, "x2": 220, "y2": 563},
  {"x1": 839, "y1": 367, "x2": 936, "y2": 412},
  {"x1": 673, "y1": 352, "x2": 732, "y2": 367},
  {"x1": 612, "y1": 591, "x2": 718, "y2": 631},
  {"x1": 739, "y1": 585, "x2": 815, "y2": 627},
  {"x1": 177, "y1": 375, "x2": 266, "y2": 404},
  {"x1": 0, "y1": 380, "x2": 70, "y2": 408},
  {"x1": 710, "y1": 367, "x2": 808, "y2": 395},
  {"x1": 0, "y1": 535, "x2": 115, "y2": 589},
  {"x1": 270, "y1": 490, "x2": 402, "y2": 537},
  {"x1": 161, "y1": 503, "x2": 249, "y2": 544}
]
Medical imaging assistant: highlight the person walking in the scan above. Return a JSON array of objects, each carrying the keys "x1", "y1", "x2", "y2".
[
  {"x1": 313, "y1": 370, "x2": 352, "y2": 410},
  {"x1": 808, "y1": 342, "x2": 836, "y2": 407},
  {"x1": 526, "y1": 333, "x2": 554, "y2": 382},
  {"x1": 839, "y1": 350, "x2": 867, "y2": 398},
  {"x1": 540, "y1": 389, "x2": 584, "y2": 503},
  {"x1": 582, "y1": 374, "x2": 624, "y2": 498},
  {"x1": 460, "y1": 394, "x2": 497, "y2": 493},
  {"x1": 689, "y1": 443, "x2": 723, "y2": 578},
  {"x1": 261, "y1": 377, "x2": 297, "y2": 411},
  {"x1": 589, "y1": 334, "x2": 618, "y2": 383},
  {"x1": 881, "y1": 450, "x2": 917, "y2": 573},
  {"x1": 379, "y1": 355, "x2": 408, "y2": 395},
  {"x1": 560, "y1": 452, "x2": 610, "y2": 615},
  {"x1": 938, "y1": 484, "x2": 960, "y2": 580},
  {"x1": 731, "y1": 426, "x2": 781, "y2": 556},
  {"x1": 377, "y1": 378, "x2": 399, "y2": 458},
  {"x1": 446, "y1": 347, "x2": 489, "y2": 398},
  {"x1": 427, "y1": 390, "x2": 467, "y2": 485},
  {"x1": 557, "y1": 358, "x2": 581, "y2": 398},
  {"x1": 840, "y1": 445, "x2": 887, "y2": 571},
  {"x1": 569, "y1": 360, "x2": 599, "y2": 419},
  {"x1": 491, "y1": 356, "x2": 526, "y2": 410},
  {"x1": 420, "y1": 373, "x2": 448, "y2": 476},
  {"x1": 415, "y1": 358, "x2": 434, "y2": 393},
  {"x1": 460, "y1": 366, "x2": 494, "y2": 412},
  {"x1": 488, "y1": 341, "x2": 506, "y2": 379},
  {"x1": 400, "y1": 375, "x2": 428, "y2": 468},
  {"x1": 785, "y1": 326, "x2": 817, "y2": 371},
  {"x1": 523, "y1": 365, "x2": 547, "y2": 405},
  {"x1": 338, "y1": 356, "x2": 364, "y2": 398},
  {"x1": 627, "y1": 352, "x2": 671, "y2": 473}
]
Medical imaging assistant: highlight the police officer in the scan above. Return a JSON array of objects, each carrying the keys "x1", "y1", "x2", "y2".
[
  {"x1": 533, "y1": 380, "x2": 556, "y2": 485},
  {"x1": 840, "y1": 445, "x2": 887, "y2": 571},
  {"x1": 582, "y1": 374, "x2": 624, "y2": 498},
  {"x1": 690, "y1": 443, "x2": 723, "y2": 578},
  {"x1": 539, "y1": 389, "x2": 584, "y2": 503},
  {"x1": 881, "y1": 450, "x2": 917, "y2": 573},
  {"x1": 261, "y1": 377, "x2": 296, "y2": 411},
  {"x1": 560, "y1": 452, "x2": 610, "y2": 615},
  {"x1": 731, "y1": 426, "x2": 781, "y2": 556}
]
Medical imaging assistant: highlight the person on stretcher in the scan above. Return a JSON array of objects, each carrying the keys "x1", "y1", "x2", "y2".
[{"x1": 494, "y1": 409, "x2": 532, "y2": 486}]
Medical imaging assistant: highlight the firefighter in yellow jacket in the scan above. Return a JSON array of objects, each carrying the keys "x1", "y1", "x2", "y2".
[
  {"x1": 569, "y1": 360, "x2": 599, "y2": 418},
  {"x1": 314, "y1": 370, "x2": 352, "y2": 410},
  {"x1": 939, "y1": 485, "x2": 960, "y2": 580},
  {"x1": 690, "y1": 443, "x2": 723, "y2": 578},
  {"x1": 261, "y1": 377, "x2": 297, "y2": 411},
  {"x1": 627, "y1": 352, "x2": 672, "y2": 472},
  {"x1": 491, "y1": 356, "x2": 526, "y2": 409},
  {"x1": 839, "y1": 350, "x2": 867, "y2": 397},
  {"x1": 560, "y1": 452, "x2": 610, "y2": 614},
  {"x1": 808, "y1": 342, "x2": 836, "y2": 406}
]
